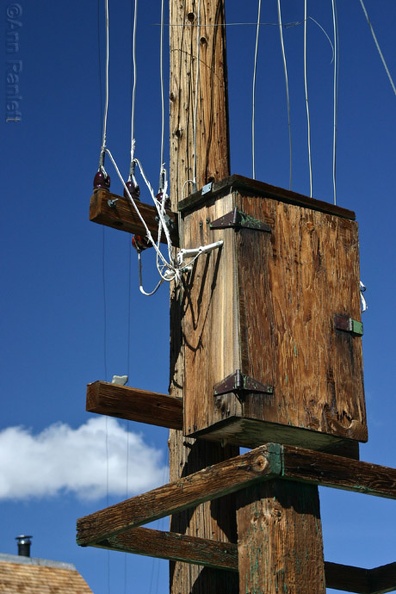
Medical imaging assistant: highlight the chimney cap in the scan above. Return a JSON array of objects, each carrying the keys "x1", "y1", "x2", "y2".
[{"x1": 15, "y1": 535, "x2": 32, "y2": 543}]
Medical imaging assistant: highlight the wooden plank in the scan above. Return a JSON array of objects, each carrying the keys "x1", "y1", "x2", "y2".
[
  {"x1": 77, "y1": 443, "x2": 396, "y2": 547},
  {"x1": 237, "y1": 481, "x2": 326, "y2": 593},
  {"x1": 369, "y1": 562, "x2": 396, "y2": 594},
  {"x1": 94, "y1": 527, "x2": 238, "y2": 572},
  {"x1": 193, "y1": 417, "x2": 361, "y2": 458},
  {"x1": 89, "y1": 189, "x2": 179, "y2": 246},
  {"x1": 324, "y1": 561, "x2": 370, "y2": 593},
  {"x1": 86, "y1": 381, "x2": 183, "y2": 430},
  {"x1": 90, "y1": 525, "x2": 394, "y2": 594},
  {"x1": 282, "y1": 445, "x2": 396, "y2": 499},
  {"x1": 178, "y1": 174, "x2": 356, "y2": 221},
  {"x1": 76, "y1": 444, "x2": 280, "y2": 546}
]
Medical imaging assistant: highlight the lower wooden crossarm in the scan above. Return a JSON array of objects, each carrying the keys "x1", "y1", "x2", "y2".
[
  {"x1": 95, "y1": 527, "x2": 238, "y2": 572},
  {"x1": 77, "y1": 443, "x2": 396, "y2": 547},
  {"x1": 92, "y1": 527, "x2": 396, "y2": 594},
  {"x1": 76, "y1": 443, "x2": 281, "y2": 546},
  {"x1": 368, "y1": 562, "x2": 396, "y2": 594}
]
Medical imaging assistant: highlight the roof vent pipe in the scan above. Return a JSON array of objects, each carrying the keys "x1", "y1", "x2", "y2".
[{"x1": 16, "y1": 535, "x2": 32, "y2": 557}]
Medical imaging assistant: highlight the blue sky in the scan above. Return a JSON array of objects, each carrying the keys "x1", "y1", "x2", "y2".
[{"x1": 1, "y1": 1, "x2": 395, "y2": 593}]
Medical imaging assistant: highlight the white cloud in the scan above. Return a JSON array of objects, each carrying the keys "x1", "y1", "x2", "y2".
[{"x1": 0, "y1": 417, "x2": 168, "y2": 501}]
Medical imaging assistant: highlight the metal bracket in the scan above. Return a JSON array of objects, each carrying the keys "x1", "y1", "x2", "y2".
[
  {"x1": 214, "y1": 369, "x2": 273, "y2": 398},
  {"x1": 334, "y1": 314, "x2": 364, "y2": 336},
  {"x1": 201, "y1": 182, "x2": 213, "y2": 195},
  {"x1": 210, "y1": 207, "x2": 271, "y2": 233}
]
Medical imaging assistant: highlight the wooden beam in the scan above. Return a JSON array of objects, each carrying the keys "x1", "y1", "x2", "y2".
[
  {"x1": 282, "y1": 445, "x2": 396, "y2": 499},
  {"x1": 86, "y1": 381, "x2": 183, "y2": 430},
  {"x1": 94, "y1": 527, "x2": 238, "y2": 572},
  {"x1": 369, "y1": 562, "x2": 396, "y2": 594},
  {"x1": 89, "y1": 189, "x2": 179, "y2": 246},
  {"x1": 168, "y1": 0, "x2": 236, "y2": 592},
  {"x1": 178, "y1": 173, "x2": 356, "y2": 221},
  {"x1": 76, "y1": 444, "x2": 280, "y2": 546},
  {"x1": 77, "y1": 443, "x2": 396, "y2": 547},
  {"x1": 325, "y1": 562, "x2": 370, "y2": 593},
  {"x1": 89, "y1": 526, "x2": 396, "y2": 594}
]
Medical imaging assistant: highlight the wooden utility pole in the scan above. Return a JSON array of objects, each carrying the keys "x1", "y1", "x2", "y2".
[
  {"x1": 76, "y1": 1, "x2": 396, "y2": 593},
  {"x1": 169, "y1": 2, "x2": 238, "y2": 592},
  {"x1": 168, "y1": 2, "x2": 325, "y2": 592}
]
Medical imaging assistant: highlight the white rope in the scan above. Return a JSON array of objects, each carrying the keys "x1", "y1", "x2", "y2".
[
  {"x1": 252, "y1": 0, "x2": 262, "y2": 180},
  {"x1": 304, "y1": 0, "x2": 313, "y2": 197},
  {"x1": 106, "y1": 149, "x2": 172, "y2": 266},
  {"x1": 331, "y1": 0, "x2": 339, "y2": 205},
  {"x1": 277, "y1": 0, "x2": 292, "y2": 189}
]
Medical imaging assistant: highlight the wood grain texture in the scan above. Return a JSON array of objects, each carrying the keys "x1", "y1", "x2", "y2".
[
  {"x1": 95, "y1": 526, "x2": 238, "y2": 572},
  {"x1": 168, "y1": 1, "x2": 237, "y2": 592},
  {"x1": 178, "y1": 174, "x2": 356, "y2": 221},
  {"x1": 92, "y1": 527, "x2": 396, "y2": 594},
  {"x1": 237, "y1": 481, "x2": 326, "y2": 593},
  {"x1": 181, "y1": 183, "x2": 367, "y2": 449},
  {"x1": 169, "y1": 0, "x2": 230, "y2": 197},
  {"x1": 89, "y1": 189, "x2": 179, "y2": 246},
  {"x1": 86, "y1": 381, "x2": 183, "y2": 429},
  {"x1": 77, "y1": 444, "x2": 278, "y2": 546},
  {"x1": 282, "y1": 445, "x2": 396, "y2": 499},
  {"x1": 77, "y1": 443, "x2": 396, "y2": 548}
]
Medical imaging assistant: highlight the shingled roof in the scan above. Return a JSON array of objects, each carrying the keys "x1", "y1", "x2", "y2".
[{"x1": 0, "y1": 553, "x2": 93, "y2": 593}]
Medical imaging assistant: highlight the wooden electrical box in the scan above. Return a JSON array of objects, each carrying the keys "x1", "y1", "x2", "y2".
[{"x1": 177, "y1": 175, "x2": 367, "y2": 454}]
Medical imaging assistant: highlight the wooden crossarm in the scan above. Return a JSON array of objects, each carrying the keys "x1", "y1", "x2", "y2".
[
  {"x1": 282, "y1": 446, "x2": 396, "y2": 499},
  {"x1": 94, "y1": 527, "x2": 238, "y2": 572},
  {"x1": 76, "y1": 444, "x2": 281, "y2": 546},
  {"x1": 86, "y1": 381, "x2": 183, "y2": 430},
  {"x1": 89, "y1": 526, "x2": 395, "y2": 593},
  {"x1": 77, "y1": 443, "x2": 396, "y2": 547},
  {"x1": 369, "y1": 562, "x2": 396, "y2": 594},
  {"x1": 89, "y1": 189, "x2": 179, "y2": 246}
]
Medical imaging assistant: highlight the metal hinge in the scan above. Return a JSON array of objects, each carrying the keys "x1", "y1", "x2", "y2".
[
  {"x1": 214, "y1": 369, "x2": 273, "y2": 397},
  {"x1": 334, "y1": 314, "x2": 364, "y2": 336},
  {"x1": 210, "y1": 207, "x2": 272, "y2": 233}
]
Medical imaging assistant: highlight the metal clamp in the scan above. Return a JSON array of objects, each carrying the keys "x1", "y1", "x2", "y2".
[{"x1": 334, "y1": 314, "x2": 364, "y2": 336}]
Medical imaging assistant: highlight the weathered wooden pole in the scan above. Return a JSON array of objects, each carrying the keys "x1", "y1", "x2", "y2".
[
  {"x1": 169, "y1": 1, "x2": 239, "y2": 593},
  {"x1": 169, "y1": 1, "x2": 327, "y2": 593}
]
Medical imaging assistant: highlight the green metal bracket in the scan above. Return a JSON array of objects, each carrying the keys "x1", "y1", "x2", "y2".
[{"x1": 334, "y1": 314, "x2": 364, "y2": 337}]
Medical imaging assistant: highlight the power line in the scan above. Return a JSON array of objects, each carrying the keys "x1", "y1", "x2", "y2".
[
  {"x1": 252, "y1": 0, "x2": 262, "y2": 180},
  {"x1": 277, "y1": 0, "x2": 293, "y2": 190}
]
